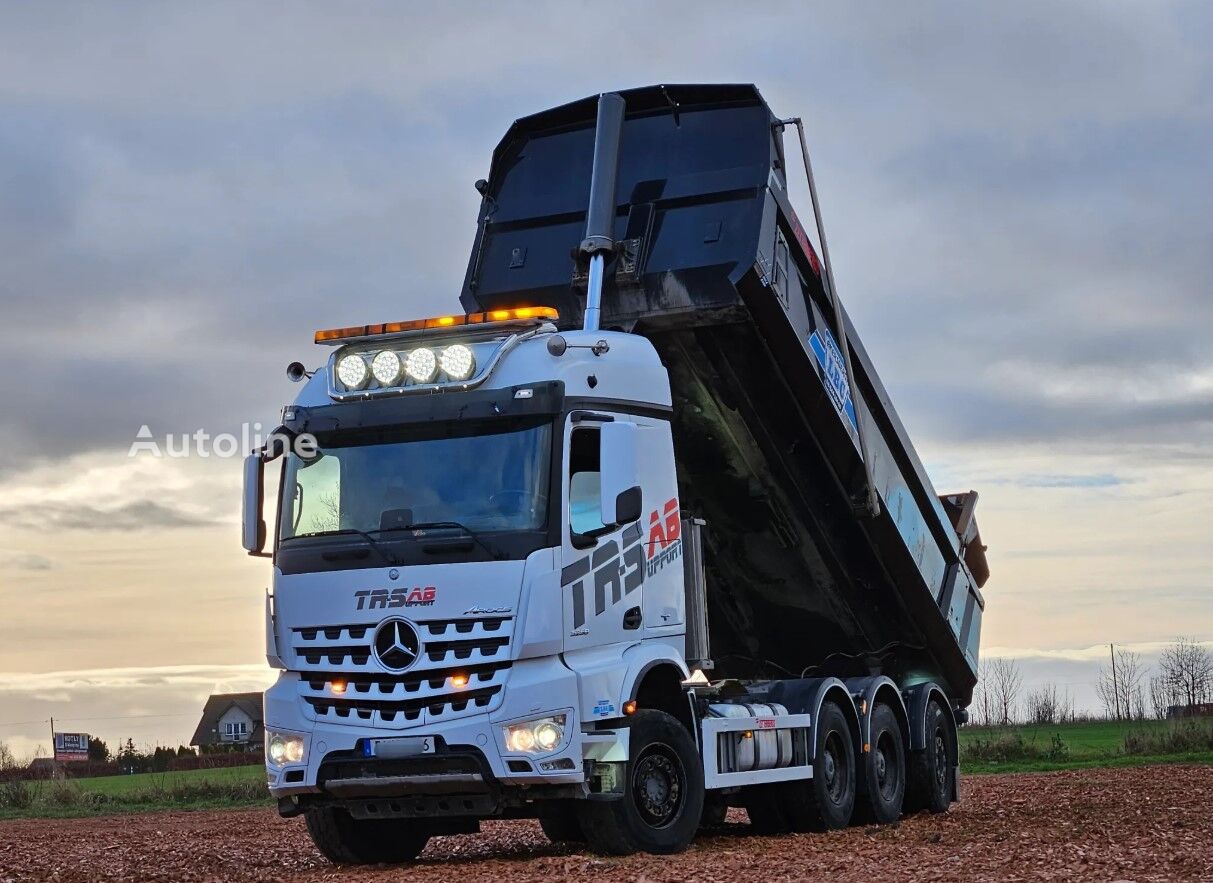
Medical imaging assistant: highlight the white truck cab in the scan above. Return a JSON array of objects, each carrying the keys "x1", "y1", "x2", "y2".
[{"x1": 246, "y1": 311, "x2": 730, "y2": 859}]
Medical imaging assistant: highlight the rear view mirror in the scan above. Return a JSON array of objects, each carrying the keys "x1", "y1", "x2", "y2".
[
  {"x1": 242, "y1": 453, "x2": 269, "y2": 556},
  {"x1": 600, "y1": 422, "x2": 641, "y2": 525}
]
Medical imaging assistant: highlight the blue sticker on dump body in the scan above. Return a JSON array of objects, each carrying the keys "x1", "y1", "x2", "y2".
[{"x1": 809, "y1": 326, "x2": 860, "y2": 444}]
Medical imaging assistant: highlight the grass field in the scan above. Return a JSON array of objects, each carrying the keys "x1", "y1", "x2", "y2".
[
  {"x1": 69, "y1": 764, "x2": 265, "y2": 797},
  {"x1": 0, "y1": 764, "x2": 270, "y2": 820},
  {"x1": 958, "y1": 718, "x2": 1213, "y2": 774}
]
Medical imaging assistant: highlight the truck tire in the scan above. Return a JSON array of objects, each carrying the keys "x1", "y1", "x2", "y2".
[
  {"x1": 577, "y1": 709, "x2": 705, "y2": 856},
  {"x1": 858, "y1": 703, "x2": 905, "y2": 825},
  {"x1": 304, "y1": 807, "x2": 430, "y2": 864},
  {"x1": 780, "y1": 700, "x2": 856, "y2": 831},
  {"x1": 538, "y1": 803, "x2": 587, "y2": 843},
  {"x1": 907, "y1": 700, "x2": 954, "y2": 814}
]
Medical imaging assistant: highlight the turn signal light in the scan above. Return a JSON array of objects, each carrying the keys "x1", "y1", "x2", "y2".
[{"x1": 315, "y1": 306, "x2": 559, "y2": 344}]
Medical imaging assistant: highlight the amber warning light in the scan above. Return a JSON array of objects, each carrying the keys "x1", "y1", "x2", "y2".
[{"x1": 315, "y1": 306, "x2": 559, "y2": 344}]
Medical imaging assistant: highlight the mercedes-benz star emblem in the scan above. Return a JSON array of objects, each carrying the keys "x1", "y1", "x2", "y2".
[{"x1": 373, "y1": 618, "x2": 421, "y2": 672}]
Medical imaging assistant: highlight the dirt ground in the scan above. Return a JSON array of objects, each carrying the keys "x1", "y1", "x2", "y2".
[{"x1": 1, "y1": 764, "x2": 1210, "y2": 882}]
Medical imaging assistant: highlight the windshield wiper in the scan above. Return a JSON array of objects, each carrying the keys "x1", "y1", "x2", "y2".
[
  {"x1": 375, "y1": 521, "x2": 501, "y2": 560},
  {"x1": 289, "y1": 528, "x2": 400, "y2": 566}
]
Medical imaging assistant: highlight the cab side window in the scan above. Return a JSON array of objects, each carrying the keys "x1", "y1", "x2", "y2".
[{"x1": 568, "y1": 426, "x2": 603, "y2": 535}]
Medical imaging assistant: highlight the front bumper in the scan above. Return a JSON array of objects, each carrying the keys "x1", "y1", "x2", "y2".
[{"x1": 265, "y1": 654, "x2": 595, "y2": 804}]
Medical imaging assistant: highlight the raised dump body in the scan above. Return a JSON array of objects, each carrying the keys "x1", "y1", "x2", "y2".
[{"x1": 460, "y1": 84, "x2": 987, "y2": 704}]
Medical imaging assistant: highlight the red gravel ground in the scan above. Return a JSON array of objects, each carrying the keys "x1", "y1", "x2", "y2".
[{"x1": 1, "y1": 764, "x2": 1210, "y2": 882}]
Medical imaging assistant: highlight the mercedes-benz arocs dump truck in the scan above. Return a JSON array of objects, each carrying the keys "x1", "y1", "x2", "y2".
[{"x1": 242, "y1": 84, "x2": 989, "y2": 863}]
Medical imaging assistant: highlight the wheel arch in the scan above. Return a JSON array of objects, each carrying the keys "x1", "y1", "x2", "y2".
[
  {"x1": 904, "y1": 682, "x2": 957, "y2": 753},
  {"x1": 845, "y1": 676, "x2": 910, "y2": 754},
  {"x1": 624, "y1": 651, "x2": 693, "y2": 733},
  {"x1": 808, "y1": 677, "x2": 861, "y2": 757}
]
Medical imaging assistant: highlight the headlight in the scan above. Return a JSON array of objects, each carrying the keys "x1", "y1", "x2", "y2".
[
  {"x1": 405, "y1": 347, "x2": 438, "y2": 382},
  {"x1": 439, "y1": 344, "x2": 476, "y2": 381},
  {"x1": 503, "y1": 714, "x2": 566, "y2": 755},
  {"x1": 336, "y1": 354, "x2": 370, "y2": 390},
  {"x1": 370, "y1": 350, "x2": 403, "y2": 385},
  {"x1": 266, "y1": 729, "x2": 307, "y2": 767}
]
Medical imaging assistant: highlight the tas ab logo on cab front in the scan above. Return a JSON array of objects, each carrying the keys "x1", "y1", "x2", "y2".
[{"x1": 354, "y1": 587, "x2": 438, "y2": 610}]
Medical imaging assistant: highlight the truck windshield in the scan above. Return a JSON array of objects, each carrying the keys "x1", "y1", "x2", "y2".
[{"x1": 278, "y1": 420, "x2": 552, "y2": 542}]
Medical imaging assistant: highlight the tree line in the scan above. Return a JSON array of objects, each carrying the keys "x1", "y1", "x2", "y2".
[{"x1": 971, "y1": 636, "x2": 1212, "y2": 726}]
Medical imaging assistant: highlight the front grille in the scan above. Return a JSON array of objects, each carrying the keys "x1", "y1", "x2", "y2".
[{"x1": 291, "y1": 616, "x2": 514, "y2": 729}]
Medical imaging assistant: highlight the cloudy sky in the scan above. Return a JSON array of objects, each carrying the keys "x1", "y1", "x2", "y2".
[{"x1": 1, "y1": 1, "x2": 1210, "y2": 757}]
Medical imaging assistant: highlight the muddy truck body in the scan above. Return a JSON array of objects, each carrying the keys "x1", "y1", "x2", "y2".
[{"x1": 243, "y1": 83, "x2": 990, "y2": 861}]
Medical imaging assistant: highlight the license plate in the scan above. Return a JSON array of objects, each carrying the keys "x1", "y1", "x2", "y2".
[{"x1": 364, "y1": 736, "x2": 436, "y2": 759}]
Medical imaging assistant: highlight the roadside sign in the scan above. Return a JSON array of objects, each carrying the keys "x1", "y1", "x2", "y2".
[{"x1": 53, "y1": 732, "x2": 89, "y2": 762}]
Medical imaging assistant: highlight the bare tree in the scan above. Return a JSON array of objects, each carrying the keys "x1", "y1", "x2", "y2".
[
  {"x1": 1096, "y1": 647, "x2": 1145, "y2": 721},
  {"x1": 1057, "y1": 687, "x2": 1076, "y2": 723},
  {"x1": 972, "y1": 660, "x2": 995, "y2": 726},
  {"x1": 1025, "y1": 683, "x2": 1062, "y2": 724},
  {"x1": 1149, "y1": 673, "x2": 1179, "y2": 720},
  {"x1": 0, "y1": 740, "x2": 15, "y2": 771},
  {"x1": 1158, "y1": 637, "x2": 1213, "y2": 712},
  {"x1": 988, "y1": 657, "x2": 1023, "y2": 725}
]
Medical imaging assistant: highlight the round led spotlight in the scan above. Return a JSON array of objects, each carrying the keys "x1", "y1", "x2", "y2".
[
  {"x1": 370, "y1": 350, "x2": 403, "y2": 386},
  {"x1": 335, "y1": 353, "x2": 370, "y2": 390},
  {"x1": 440, "y1": 344, "x2": 476, "y2": 381},
  {"x1": 405, "y1": 347, "x2": 438, "y2": 383}
]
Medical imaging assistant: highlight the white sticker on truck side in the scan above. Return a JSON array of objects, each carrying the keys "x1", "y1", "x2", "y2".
[{"x1": 808, "y1": 326, "x2": 860, "y2": 447}]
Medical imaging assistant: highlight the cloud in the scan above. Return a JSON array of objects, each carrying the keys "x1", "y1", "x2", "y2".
[
  {"x1": 1013, "y1": 474, "x2": 1126, "y2": 489},
  {"x1": 0, "y1": 500, "x2": 216, "y2": 532},
  {"x1": 0, "y1": 1, "x2": 1208, "y2": 468},
  {"x1": 0, "y1": 552, "x2": 54, "y2": 571}
]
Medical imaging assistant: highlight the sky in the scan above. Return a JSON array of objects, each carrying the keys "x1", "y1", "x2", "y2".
[{"x1": 1, "y1": 1, "x2": 1211, "y2": 758}]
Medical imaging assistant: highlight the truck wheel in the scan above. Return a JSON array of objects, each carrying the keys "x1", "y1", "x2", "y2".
[
  {"x1": 858, "y1": 703, "x2": 905, "y2": 825},
  {"x1": 908, "y1": 700, "x2": 954, "y2": 814},
  {"x1": 577, "y1": 709, "x2": 705, "y2": 856},
  {"x1": 780, "y1": 700, "x2": 856, "y2": 831},
  {"x1": 304, "y1": 807, "x2": 430, "y2": 864},
  {"x1": 538, "y1": 803, "x2": 586, "y2": 843}
]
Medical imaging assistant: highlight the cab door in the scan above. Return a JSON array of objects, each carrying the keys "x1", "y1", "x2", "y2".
[
  {"x1": 559, "y1": 409, "x2": 687, "y2": 650},
  {"x1": 560, "y1": 413, "x2": 646, "y2": 654}
]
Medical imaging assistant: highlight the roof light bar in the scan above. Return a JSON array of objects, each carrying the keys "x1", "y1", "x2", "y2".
[{"x1": 314, "y1": 306, "x2": 559, "y2": 345}]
